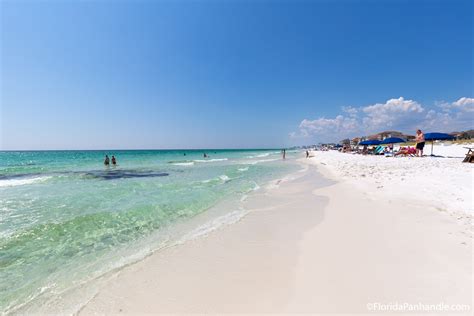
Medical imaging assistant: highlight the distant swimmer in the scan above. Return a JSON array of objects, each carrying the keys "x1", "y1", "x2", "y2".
[
  {"x1": 183, "y1": 153, "x2": 186, "y2": 156},
  {"x1": 203, "y1": 153, "x2": 208, "y2": 158},
  {"x1": 111, "y1": 155, "x2": 117, "y2": 166},
  {"x1": 104, "y1": 155, "x2": 110, "y2": 166}
]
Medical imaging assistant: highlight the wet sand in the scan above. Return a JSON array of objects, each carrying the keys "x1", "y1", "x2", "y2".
[{"x1": 80, "y1": 161, "x2": 472, "y2": 315}]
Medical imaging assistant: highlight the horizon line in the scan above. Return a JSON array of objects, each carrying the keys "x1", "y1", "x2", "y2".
[{"x1": 0, "y1": 147, "x2": 290, "y2": 152}]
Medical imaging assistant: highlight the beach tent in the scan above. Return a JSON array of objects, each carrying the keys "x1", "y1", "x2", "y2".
[
  {"x1": 359, "y1": 140, "x2": 381, "y2": 146},
  {"x1": 424, "y1": 132, "x2": 455, "y2": 156},
  {"x1": 380, "y1": 137, "x2": 406, "y2": 144}
]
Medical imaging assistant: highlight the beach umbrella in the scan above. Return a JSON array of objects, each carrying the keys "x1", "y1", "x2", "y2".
[
  {"x1": 424, "y1": 132, "x2": 455, "y2": 141},
  {"x1": 359, "y1": 140, "x2": 381, "y2": 146},
  {"x1": 424, "y1": 132, "x2": 455, "y2": 156},
  {"x1": 380, "y1": 137, "x2": 406, "y2": 144}
]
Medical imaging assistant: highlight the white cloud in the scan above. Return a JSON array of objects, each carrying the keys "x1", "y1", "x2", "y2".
[
  {"x1": 295, "y1": 115, "x2": 359, "y2": 140},
  {"x1": 450, "y1": 97, "x2": 474, "y2": 112},
  {"x1": 361, "y1": 97, "x2": 424, "y2": 131},
  {"x1": 341, "y1": 106, "x2": 358, "y2": 117},
  {"x1": 423, "y1": 110, "x2": 454, "y2": 130},
  {"x1": 438, "y1": 97, "x2": 474, "y2": 113},
  {"x1": 293, "y1": 96, "x2": 473, "y2": 142}
]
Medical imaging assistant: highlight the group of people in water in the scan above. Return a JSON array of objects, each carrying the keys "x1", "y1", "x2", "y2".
[
  {"x1": 103, "y1": 150, "x2": 289, "y2": 166},
  {"x1": 99, "y1": 133, "x2": 424, "y2": 168},
  {"x1": 104, "y1": 155, "x2": 117, "y2": 166}
]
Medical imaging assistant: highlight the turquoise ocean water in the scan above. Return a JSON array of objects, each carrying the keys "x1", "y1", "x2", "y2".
[{"x1": 0, "y1": 149, "x2": 299, "y2": 313}]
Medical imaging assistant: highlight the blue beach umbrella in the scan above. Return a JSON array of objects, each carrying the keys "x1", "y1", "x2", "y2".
[
  {"x1": 424, "y1": 132, "x2": 455, "y2": 156},
  {"x1": 424, "y1": 132, "x2": 455, "y2": 141},
  {"x1": 359, "y1": 140, "x2": 381, "y2": 146},
  {"x1": 380, "y1": 137, "x2": 406, "y2": 145}
]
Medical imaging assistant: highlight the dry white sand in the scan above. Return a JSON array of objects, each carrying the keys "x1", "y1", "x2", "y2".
[
  {"x1": 80, "y1": 149, "x2": 473, "y2": 315},
  {"x1": 311, "y1": 143, "x2": 473, "y2": 220}
]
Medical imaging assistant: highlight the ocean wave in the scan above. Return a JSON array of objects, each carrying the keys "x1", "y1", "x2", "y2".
[
  {"x1": 0, "y1": 176, "x2": 52, "y2": 187},
  {"x1": 176, "y1": 208, "x2": 249, "y2": 243},
  {"x1": 238, "y1": 167, "x2": 249, "y2": 172},
  {"x1": 246, "y1": 158, "x2": 279, "y2": 165},
  {"x1": 201, "y1": 174, "x2": 231, "y2": 184},
  {"x1": 172, "y1": 162, "x2": 194, "y2": 166},
  {"x1": 168, "y1": 160, "x2": 193, "y2": 164},
  {"x1": 246, "y1": 153, "x2": 270, "y2": 158},
  {"x1": 252, "y1": 181, "x2": 260, "y2": 191},
  {"x1": 219, "y1": 175, "x2": 230, "y2": 183},
  {"x1": 193, "y1": 158, "x2": 228, "y2": 163}
]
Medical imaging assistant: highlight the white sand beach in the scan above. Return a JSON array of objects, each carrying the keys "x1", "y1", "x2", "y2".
[
  {"x1": 311, "y1": 143, "x2": 473, "y2": 220},
  {"x1": 3, "y1": 0, "x2": 473, "y2": 314},
  {"x1": 80, "y1": 144, "x2": 473, "y2": 315}
]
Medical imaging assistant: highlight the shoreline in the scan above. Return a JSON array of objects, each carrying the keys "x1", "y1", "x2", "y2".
[
  {"x1": 79, "y1": 156, "x2": 472, "y2": 314},
  {"x1": 7, "y1": 156, "x2": 304, "y2": 315},
  {"x1": 79, "y1": 161, "x2": 331, "y2": 314}
]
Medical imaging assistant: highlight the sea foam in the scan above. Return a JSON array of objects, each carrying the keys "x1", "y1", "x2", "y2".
[
  {"x1": 0, "y1": 176, "x2": 51, "y2": 187},
  {"x1": 176, "y1": 208, "x2": 249, "y2": 243},
  {"x1": 193, "y1": 158, "x2": 228, "y2": 163}
]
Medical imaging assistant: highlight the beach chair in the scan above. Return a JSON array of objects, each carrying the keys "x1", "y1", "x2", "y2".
[
  {"x1": 394, "y1": 146, "x2": 416, "y2": 157},
  {"x1": 462, "y1": 147, "x2": 474, "y2": 163},
  {"x1": 372, "y1": 145, "x2": 384, "y2": 155},
  {"x1": 407, "y1": 147, "x2": 417, "y2": 156},
  {"x1": 383, "y1": 148, "x2": 394, "y2": 157}
]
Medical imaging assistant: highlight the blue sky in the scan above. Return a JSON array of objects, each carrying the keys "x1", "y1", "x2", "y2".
[{"x1": 1, "y1": 0, "x2": 472, "y2": 149}]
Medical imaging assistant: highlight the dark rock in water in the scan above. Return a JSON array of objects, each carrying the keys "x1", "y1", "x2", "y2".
[
  {"x1": 83, "y1": 169, "x2": 169, "y2": 180},
  {"x1": 0, "y1": 173, "x2": 38, "y2": 180},
  {"x1": 1, "y1": 169, "x2": 169, "y2": 181}
]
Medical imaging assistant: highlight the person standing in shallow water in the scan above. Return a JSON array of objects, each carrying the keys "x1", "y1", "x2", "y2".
[
  {"x1": 111, "y1": 155, "x2": 117, "y2": 166},
  {"x1": 104, "y1": 155, "x2": 110, "y2": 166},
  {"x1": 282, "y1": 149, "x2": 286, "y2": 159}
]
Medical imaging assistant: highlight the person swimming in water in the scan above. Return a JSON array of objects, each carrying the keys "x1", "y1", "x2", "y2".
[
  {"x1": 104, "y1": 155, "x2": 110, "y2": 166},
  {"x1": 203, "y1": 153, "x2": 208, "y2": 158},
  {"x1": 111, "y1": 155, "x2": 117, "y2": 166}
]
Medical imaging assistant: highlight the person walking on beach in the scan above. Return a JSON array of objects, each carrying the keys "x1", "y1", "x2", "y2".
[
  {"x1": 415, "y1": 129, "x2": 425, "y2": 157},
  {"x1": 104, "y1": 155, "x2": 110, "y2": 166},
  {"x1": 111, "y1": 155, "x2": 117, "y2": 166},
  {"x1": 306, "y1": 150, "x2": 309, "y2": 158},
  {"x1": 282, "y1": 149, "x2": 286, "y2": 159}
]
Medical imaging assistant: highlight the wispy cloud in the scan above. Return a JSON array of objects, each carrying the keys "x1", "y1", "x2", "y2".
[
  {"x1": 292, "y1": 97, "x2": 474, "y2": 142},
  {"x1": 439, "y1": 97, "x2": 474, "y2": 113}
]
